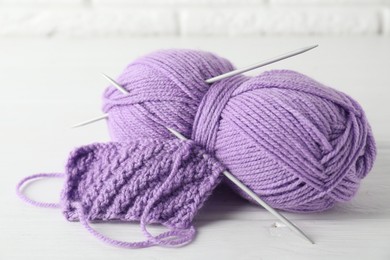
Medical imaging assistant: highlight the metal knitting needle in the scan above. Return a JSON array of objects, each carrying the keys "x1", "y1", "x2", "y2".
[
  {"x1": 205, "y1": 44, "x2": 318, "y2": 84},
  {"x1": 166, "y1": 126, "x2": 314, "y2": 245},
  {"x1": 72, "y1": 73, "x2": 129, "y2": 128},
  {"x1": 72, "y1": 44, "x2": 318, "y2": 128},
  {"x1": 101, "y1": 73, "x2": 129, "y2": 95},
  {"x1": 71, "y1": 113, "x2": 109, "y2": 128}
]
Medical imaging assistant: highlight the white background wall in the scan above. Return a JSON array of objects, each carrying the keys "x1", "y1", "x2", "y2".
[{"x1": 0, "y1": 0, "x2": 389, "y2": 37}]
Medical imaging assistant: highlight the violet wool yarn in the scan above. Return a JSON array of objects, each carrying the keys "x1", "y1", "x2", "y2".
[{"x1": 103, "y1": 49, "x2": 376, "y2": 212}]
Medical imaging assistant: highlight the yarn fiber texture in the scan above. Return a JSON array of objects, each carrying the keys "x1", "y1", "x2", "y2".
[
  {"x1": 62, "y1": 139, "x2": 223, "y2": 229},
  {"x1": 103, "y1": 49, "x2": 376, "y2": 212},
  {"x1": 17, "y1": 138, "x2": 224, "y2": 248}
]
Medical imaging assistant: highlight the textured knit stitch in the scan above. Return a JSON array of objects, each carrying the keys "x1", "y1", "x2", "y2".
[
  {"x1": 17, "y1": 139, "x2": 225, "y2": 248},
  {"x1": 62, "y1": 139, "x2": 223, "y2": 226},
  {"x1": 102, "y1": 49, "x2": 376, "y2": 212}
]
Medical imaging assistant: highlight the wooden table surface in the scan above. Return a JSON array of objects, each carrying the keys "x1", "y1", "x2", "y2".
[{"x1": 0, "y1": 37, "x2": 389, "y2": 259}]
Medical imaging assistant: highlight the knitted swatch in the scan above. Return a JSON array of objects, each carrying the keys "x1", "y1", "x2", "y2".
[{"x1": 17, "y1": 139, "x2": 224, "y2": 248}]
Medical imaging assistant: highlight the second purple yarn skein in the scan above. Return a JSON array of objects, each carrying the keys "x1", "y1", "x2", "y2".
[{"x1": 103, "y1": 49, "x2": 376, "y2": 212}]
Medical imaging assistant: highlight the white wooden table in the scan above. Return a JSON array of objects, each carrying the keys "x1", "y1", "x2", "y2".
[{"x1": 0, "y1": 37, "x2": 389, "y2": 259}]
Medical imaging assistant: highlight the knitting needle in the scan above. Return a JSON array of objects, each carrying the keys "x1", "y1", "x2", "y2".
[
  {"x1": 72, "y1": 44, "x2": 318, "y2": 128},
  {"x1": 205, "y1": 44, "x2": 318, "y2": 83},
  {"x1": 166, "y1": 126, "x2": 314, "y2": 245},
  {"x1": 72, "y1": 73, "x2": 129, "y2": 128},
  {"x1": 71, "y1": 113, "x2": 108, "y2": 128},
  {"x1": 101, "y1": 73, "x2": 129, "y2": 95}
]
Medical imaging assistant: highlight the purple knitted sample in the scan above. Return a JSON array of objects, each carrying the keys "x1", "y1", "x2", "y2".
[
  {"x1": 17, "y1": 139, "x2": 224, "y2": 248},
  {"x1": 62, "y1": 139, "x2": 223, "y2": 226}
]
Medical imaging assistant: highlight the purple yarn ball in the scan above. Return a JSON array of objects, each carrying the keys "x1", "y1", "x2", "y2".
[{"x1": 102, "y1": 49, "x2": 376, "y2": 212}]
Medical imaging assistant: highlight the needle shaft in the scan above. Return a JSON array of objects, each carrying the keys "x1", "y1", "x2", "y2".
[
  {"x1": 166, "y1": 127, "x2": 314, "y2": 244},
  {"x1": 205, "y1": 45, "x2": 318, "y2": 84},
  {"x1": 73, "y1": 45, "x2": 318, "y2": 128},
  {"x1": 101, "y1": 73, "x2": 129, "y2": 95},
  {"x1": 72, "y1": 113, "x2": 108, "y2": 128}
]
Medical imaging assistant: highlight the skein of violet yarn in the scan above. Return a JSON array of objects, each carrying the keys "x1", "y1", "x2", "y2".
[{"x1": 102, "y1": 49, "x2": 376, "y2": 212}]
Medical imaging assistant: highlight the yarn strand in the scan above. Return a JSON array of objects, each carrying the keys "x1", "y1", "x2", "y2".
[
  {"x1": 16, "y1": 173, "x2": 64, "y2": 208},
  {"x1": 16, "y1": 172, "x2": 196, "y2": 249}
]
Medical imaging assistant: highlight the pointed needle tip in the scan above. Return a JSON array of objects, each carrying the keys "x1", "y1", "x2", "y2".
[
  {"x1": 306, "y1": 236, "x2": 315, "y2": 245},
  {"x1": 71, "y1": 123, "x2": 87, "y2": 129},
  {"x1": 165, "y1": 127, "x2": 188, "y2": 141},
  {"x1": 101, "y1": 73, "x2": 129, "y2": 95},
  {"x1": 293, "y1": 226, "x2": 315, "y2": 244},
  {"x1": 299, "y1": 231, "x2": 315, "y2": 244},
  {"x1": 307, "y1": 44, "x2": 319, "y2": 50},
  {"x1": 285, "y1": 220, "x2": 314, "y2": 244},
  {"x1": 71, "y1": 114, "x2": 108, "y2": 129},
  {"x1": 165, "y1": 126, "x2": 173, "y2": 132}
]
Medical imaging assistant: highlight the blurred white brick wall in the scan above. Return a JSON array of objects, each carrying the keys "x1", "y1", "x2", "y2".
[{"x1": 0, "y1": 0, "x2": 389, "y2": 37}]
